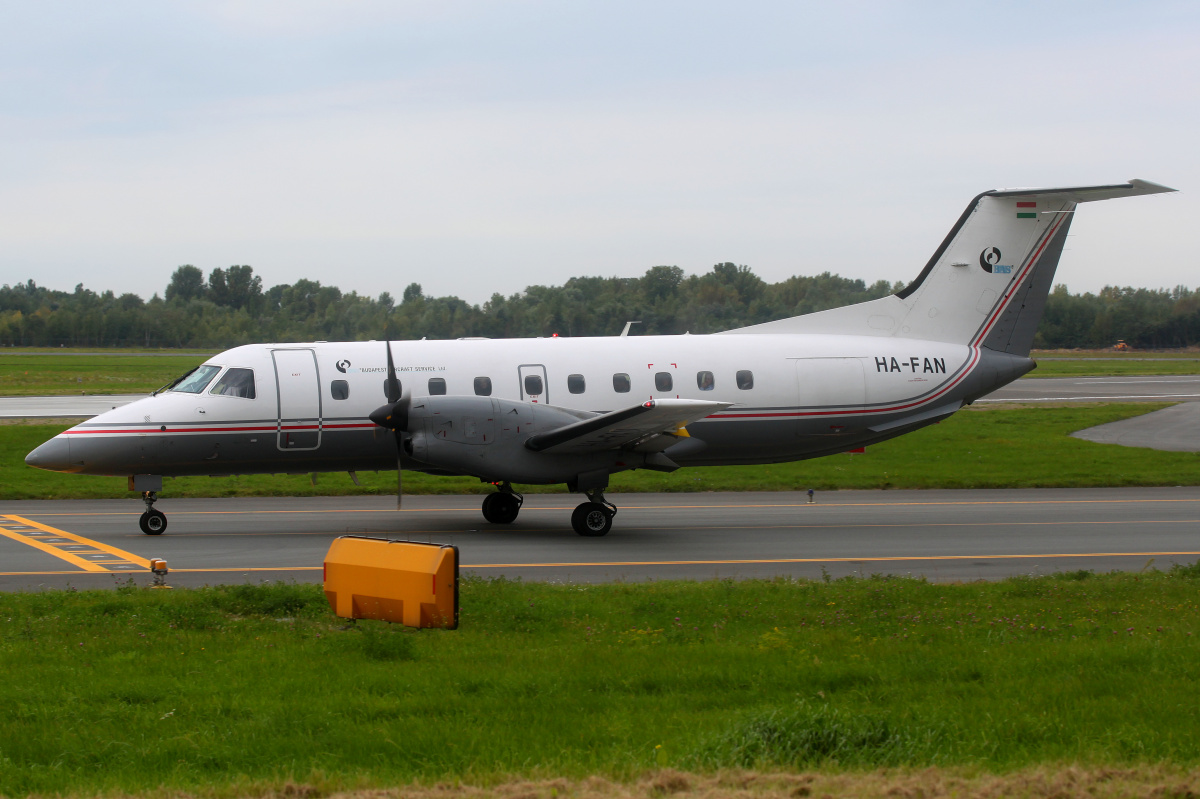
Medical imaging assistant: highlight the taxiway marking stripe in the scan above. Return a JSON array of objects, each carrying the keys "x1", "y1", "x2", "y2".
[
  {"x1": 0, "y1": 522, "x2": 110, "y2": 572},
  {"x1": 1, "y1": 515, "x2": 151, "y2": 569},
  {"x1": 5, "y1": 550, "x2": 1200, "y2": 577}
]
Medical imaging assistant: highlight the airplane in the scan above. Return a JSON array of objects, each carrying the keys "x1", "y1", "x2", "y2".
[{"x1": 25, "y1": 179, "x2": 1175, "y2": 537}]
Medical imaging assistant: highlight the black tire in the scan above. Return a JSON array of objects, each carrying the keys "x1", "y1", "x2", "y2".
[
  {"x1": 482, "y1": 492, "x2": 521, "y2": 524},
  {"x1": 139, "y1": 509, "x2": 167, "y2": 535},
  {"x1": 571, "y1": 502, "x2": 612, "y2": 536}
]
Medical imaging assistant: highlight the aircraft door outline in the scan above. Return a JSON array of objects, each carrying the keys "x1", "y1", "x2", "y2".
[
  {"x1": 518, "y1": 364, "x2": 549, "y2": 404},
  {"x1": 272, "y1": 348, "x2": 322, "y2": 451},
  {"x1": 794, "y1": 357, "x2": 866, "y2": 436}
]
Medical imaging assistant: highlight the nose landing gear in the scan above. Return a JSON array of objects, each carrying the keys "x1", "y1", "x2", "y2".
[{"x1": 139, "y1": 491, "x2": 167, "y2": 535}]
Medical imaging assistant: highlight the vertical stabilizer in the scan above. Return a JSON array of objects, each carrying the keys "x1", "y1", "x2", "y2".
[{"x1": 724, "y1": 180, "x2": 1175, "y2": 356}]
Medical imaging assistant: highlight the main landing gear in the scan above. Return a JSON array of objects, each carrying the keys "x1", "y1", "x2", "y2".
[
  {"x1": 139, "y1": 491, "x2": 167, "y2": 535},
  {"x1": 571, "y1": 490, "x2": 616, "y2": 537},
  {"x1": 481, "y1": 484, "x2": 617, "y2": 536},
  {"x1": 481, "y1": 484, "x2": 523, "y2": 524}
]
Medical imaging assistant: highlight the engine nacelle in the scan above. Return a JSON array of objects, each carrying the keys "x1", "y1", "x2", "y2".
[{"x1": 404, "y1": 395, "x2": 638, "y2": 485}]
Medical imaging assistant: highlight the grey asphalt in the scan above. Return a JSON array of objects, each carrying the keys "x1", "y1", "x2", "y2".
[
  {"x1": 980, "y1": 375, "x2": 1200, "y2": 403},
  {"x1": 2, "y1": 489, "x2": 1197, "y2": 591},
  {"x1": 1071, "y1": 402, "x2": 1200, "y2": 452}
]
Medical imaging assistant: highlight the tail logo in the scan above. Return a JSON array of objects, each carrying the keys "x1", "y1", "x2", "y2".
[
  {"x1": 979, "y1": 247, "x2": 1012, "y2": 274},
  {"x1": 979, "y1": 247, "x2": 1001, "y2": 272}
]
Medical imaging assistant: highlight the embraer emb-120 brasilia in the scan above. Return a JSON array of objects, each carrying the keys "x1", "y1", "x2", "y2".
[{"x1": 26, "y1": 180, "x2": 1176, "y2": 536}]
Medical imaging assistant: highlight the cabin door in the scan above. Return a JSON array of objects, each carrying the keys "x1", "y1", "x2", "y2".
[{"x1": 273, "y1": 348, "x2": 322, "y2": 451}]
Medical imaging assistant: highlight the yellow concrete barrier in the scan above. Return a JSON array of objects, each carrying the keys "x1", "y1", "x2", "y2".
[{"x1": 323, "y1": 536, "x2": 459, "y2": 629}]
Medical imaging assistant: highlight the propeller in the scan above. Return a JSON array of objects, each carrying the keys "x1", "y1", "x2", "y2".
[{"x1": 369, "y1": 340, "x2": 411, "y2": 510}]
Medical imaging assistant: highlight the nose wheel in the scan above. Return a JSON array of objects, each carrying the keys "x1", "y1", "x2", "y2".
[
  {"x1": 571, "y1": 490, "x2": 616, "y2": 536},
  {"x1": 139, "y1": 491, "x2": 168, "y2": 535}
]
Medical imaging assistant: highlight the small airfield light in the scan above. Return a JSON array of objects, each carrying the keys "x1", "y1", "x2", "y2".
[{"x1": 149, "y1": 558, "x2": 170, "y2": 588}]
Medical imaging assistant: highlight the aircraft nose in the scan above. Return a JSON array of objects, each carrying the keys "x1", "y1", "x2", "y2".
[{"x1": 25, "y1": 437, "x2": 72, "y2": 472}]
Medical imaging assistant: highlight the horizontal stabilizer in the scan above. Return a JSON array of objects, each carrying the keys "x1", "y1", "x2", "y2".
[
  {"x1": 525, "y1": 398, "x2": 731, "y2": 454},
  {"x1": 986, "y1": 179, "x2": 1176, "y2": 201}
]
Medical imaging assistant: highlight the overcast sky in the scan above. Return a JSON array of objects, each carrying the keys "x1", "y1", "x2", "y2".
[{"x1": 0, "y1": 1, "x2": 1194, "y2": 304}]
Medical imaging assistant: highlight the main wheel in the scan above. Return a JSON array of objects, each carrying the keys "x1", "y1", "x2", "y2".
[
  {"x1": 139, "y1": 509, "x2": 167, "y2": 535},
  {"x1": 482, "y1": 492, "x2": 521, "y2": 524},
  {"x1": 571, "y1": 502, "x2": 612, "y2": 536}
]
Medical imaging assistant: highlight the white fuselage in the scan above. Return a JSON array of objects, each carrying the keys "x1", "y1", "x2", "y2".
[{"x1": 42, "y1": 332, "x2": 1009, "y2": 481}]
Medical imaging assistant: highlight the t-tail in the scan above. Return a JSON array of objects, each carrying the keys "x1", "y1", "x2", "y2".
[{"x1": 726, "y1": 179, "x2": 1176, "y2": 356}]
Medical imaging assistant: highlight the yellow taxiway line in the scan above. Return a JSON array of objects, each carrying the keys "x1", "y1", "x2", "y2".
[
  {"x1": 4, "y1": 551, "x2": 1200, "y2": 578},
  {"x1": 0, "y1": 514, "x2": 151, "y2": 572}
]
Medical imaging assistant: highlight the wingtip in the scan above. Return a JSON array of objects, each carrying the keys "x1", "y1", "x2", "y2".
[{"x1": 1128, "y1": 179, "x2": 1177, "y2": 194}]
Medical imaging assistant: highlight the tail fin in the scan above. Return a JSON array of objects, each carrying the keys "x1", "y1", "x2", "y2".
[{"x1": 725, "y1": 179, "x2": 1176, "y2": 356}]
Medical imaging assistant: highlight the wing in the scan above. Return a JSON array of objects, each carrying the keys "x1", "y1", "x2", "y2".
[{"x1": 525, "y1": 398, "x2": 731, "y2": 454}]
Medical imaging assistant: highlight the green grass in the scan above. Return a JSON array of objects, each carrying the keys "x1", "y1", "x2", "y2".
[
  {"x1": 4, "y1": 403, "x2": 1199, "y2": 500},
  {"x1": 1032, "y1": 349, "x2": 1200, "y2": 358},
  {"x1": 2, "y1": 572, "x2": 1199, "y2": 795},
  {"x1": 1031, "y1": 359, "x2": 1200, "y2": 377},
  {"x1": 0, "y1": 353, "x2": 208, "y2": 395}
]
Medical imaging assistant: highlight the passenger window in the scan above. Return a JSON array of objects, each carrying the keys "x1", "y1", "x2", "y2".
[
  {"x1": 474, "y1": 376, "x2": 492, "y2": 396},
  {"x1": 655, "y1": 372, "x2": 673, "y2": 392},
  {"x1": 428, "y1": 378, "x2": 447, "y2": 395},
  {"x1": 567, "y1": 374, "x2": 586, "y2": 394},
  {"x1": 330, "y1": 380, "x2": 349, "y2": 400},
  {"x1": 382, "y1": 379, "x2": 405, "y2": 398},
  {"x1": 613, "y1": 373, "x2": 631, "y2": 393},
  {"x1": 209, "y1": 367, "x2": 256, "y2": 399},
  {"x1": 524, "y1": 374, "x2": 544, "y2": 396},
  {"x1": 696, "y1": 371, "x2": 715, "y2": 391},
  {"x1": 736, "y1": 370, "x2": 754, "y2": 390}
]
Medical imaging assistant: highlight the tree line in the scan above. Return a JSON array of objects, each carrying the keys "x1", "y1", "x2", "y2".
[{"x1": 0, "y1": 263, "x2": 1197, "y2": 349}]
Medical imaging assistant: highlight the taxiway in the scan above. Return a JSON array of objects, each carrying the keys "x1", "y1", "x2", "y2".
[{"x1": 2, "y1": 488, "x2": 1197, "y2": 591}]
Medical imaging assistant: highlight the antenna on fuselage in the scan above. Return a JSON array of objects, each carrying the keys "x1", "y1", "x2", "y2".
[{"x1": 619, "y1": 321, "x2": 642, "y2": 337}]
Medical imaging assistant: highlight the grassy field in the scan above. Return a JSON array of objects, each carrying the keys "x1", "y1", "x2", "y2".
[
  {"x1": 1, "y1": 573, "x2": 1199, "y2": 796},
  {"x1": 3, "y1": 403, "x2": 1198, "y2": 500},
  {"x1": 0, "y1": 349, "x2": 1198, "y2": 396},
  {"x1": 1030, "y1": 358, "x2": 1200, "y2": 377},
  {"x1": 0, "y1": 353, "x2": 208, "y2": 395}
]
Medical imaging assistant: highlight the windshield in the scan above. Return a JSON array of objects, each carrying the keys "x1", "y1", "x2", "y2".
[{"x1": 169, "y1": 365, "x2": 221, "y2": 394}]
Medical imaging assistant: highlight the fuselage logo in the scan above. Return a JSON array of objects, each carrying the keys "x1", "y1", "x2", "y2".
[
  {"x1": 335, "y1": 359, "x2": 351, "y2": 373},
  {"x1": 979, "y1": 247, "x2": 1012, "y2": 274}
]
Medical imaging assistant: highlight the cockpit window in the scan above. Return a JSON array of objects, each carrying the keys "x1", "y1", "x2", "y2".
[
  {"x1": 170, "y1": 365, "x2": 221, "y2": 394},
  {"x1": 210, "y1": 368, "x2": 256, "y2": 399}
]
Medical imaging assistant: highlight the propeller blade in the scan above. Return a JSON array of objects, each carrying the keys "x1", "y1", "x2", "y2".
[
  {"x1": 384, "y1": 340, "x2": 401, "y2": 403},
  {"x1": 371, "y1": 339, "x2": 411, "y2": 433}
]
